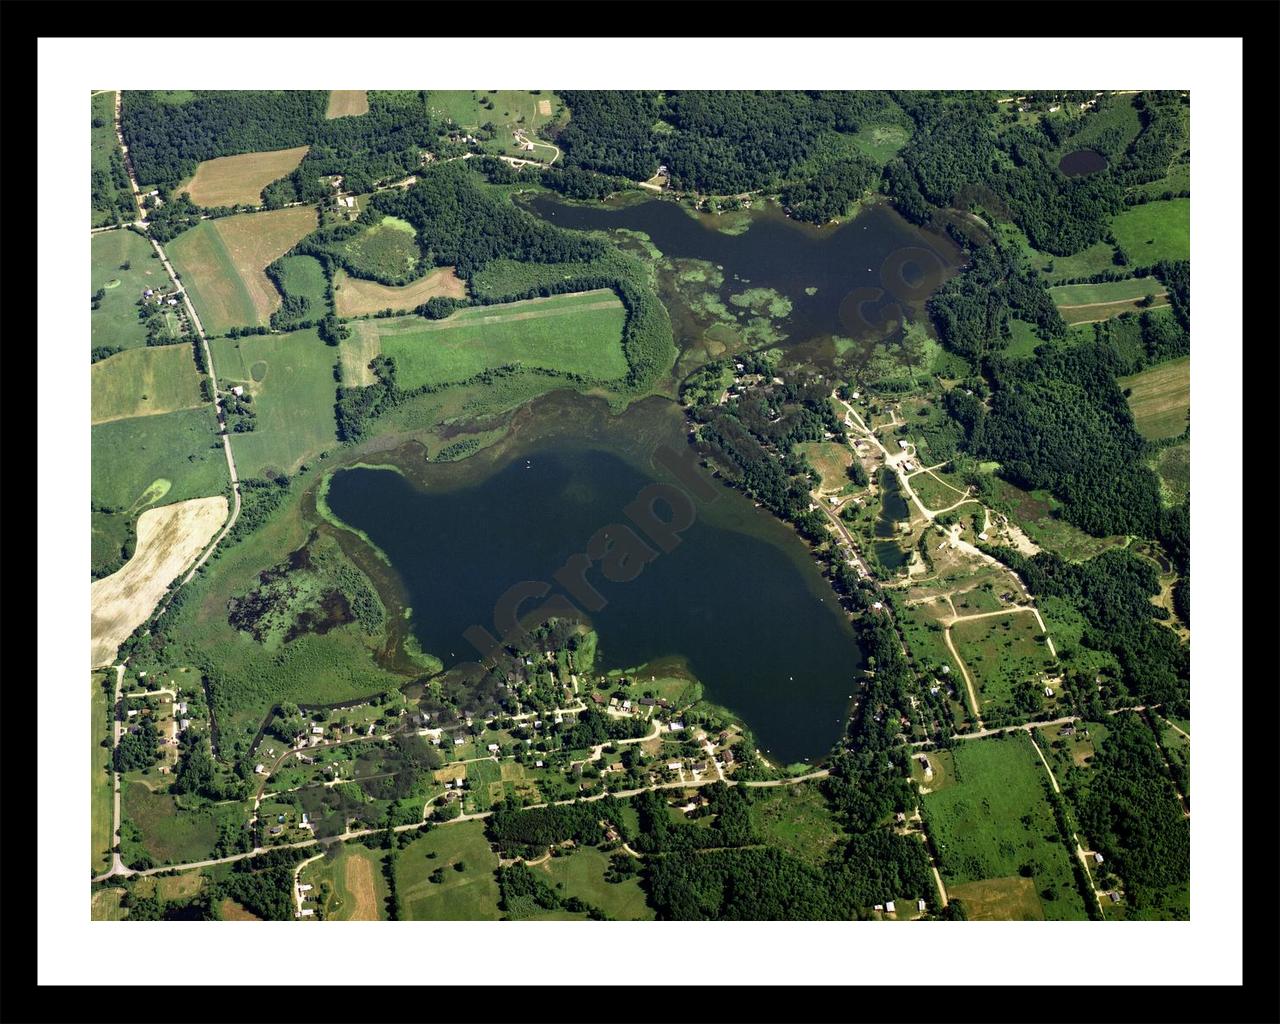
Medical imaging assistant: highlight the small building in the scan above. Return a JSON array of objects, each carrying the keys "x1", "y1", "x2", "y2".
[
  {"x1": 126, "y1": 709, "x2": 138, "y2": 718},
  {"x1": 895, "y1": 812, "x2": 906, "y2": 823},
  {"x1": 268, "y1": 826, "x2": 283, "y2": 836},
  {"x1": 668, "y1": 721, "x2": 684, "y2": 732},
  {"x1": 639, "y1": 697, "x2": 655, "y2": 706},
  {"x1": 667, "y1": 762, "x2": 683, "y2": 772},
  {"x1": 311, "y1": 725, "x2": 323, "y2": 735},
  {"x1": 1108, "y1": 890, "x2": 1122, "y2": 903},
  {"x1": 298, "y1": 908, "x2": 314, "y2": 917},
  {"x1": 1093, "y1": 852, "x2": 1105, "y2": 865},
  {"x1": 917, "y1": 899, "x2": 927, "y2": 912},
  {"x1": 277, "y1": 814, "x2": 285, "y2": 823},
  {"x1": 454, "y1": 737, "x2": 465, "y2": 746},
  {"x1": 940, "y1": 666, "x2": 951, "y2": 675},
  {"x1": 175, "y1": 701, "x2": 188, "y2": 715},
  {"x1": 487, "y1": 743, "x2": 500, "y2": 753},
  {"x1": 884, "y1": 900, "x2": 896, "y2": 914},
  {"x1": 230, "y1": 386, "x2": 244, "y2": 397},
  {"x1": 179, "y1": 719, "x2": 191, "y2": 732},
  {"x1": 1044, "y1": 686, "x2": 1054, "y2": 697},
  {"x1": 621, "y1": 700, "x2": 631, "y2": 711},
  {"x1": 872, "y1": 602, "x2": 883, "y2": 610},
  {"x1": 898, "y1": 440, "x2": 909, "y2": 449},
  {"x1": 873, "y1": 904, "x2": 883, "y2": 911},
  {"x1": 167, "y1": 297, "x2": 179, "y2": 306},
  {"x1": 297, "y1": 884, "x2": 313, "y2": 893},
  {"x1": 591, "y1": 693, "x2": 605, "y2": 705},
  {"x1": 535, "y1": 760, "x2": 544, "y2": 768}
]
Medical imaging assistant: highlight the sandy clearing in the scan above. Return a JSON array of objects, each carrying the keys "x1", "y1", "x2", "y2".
[
  {"x1": 181, "y1": 146, "x2": 310, "y2": 207},
  {"x1": 91, "y1": 496, "x2": 228, "y2": 668},
  {"x1": 343, "y1": 853, "x2": 379, "y2": 920},
  {"x1": 333, "y1": 265, "x2": 467, "y2": 317}
]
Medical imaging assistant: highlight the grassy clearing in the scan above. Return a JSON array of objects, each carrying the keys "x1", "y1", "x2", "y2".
[
  {"x1": 219, "y1": 898, "x2": 262, "y2": 920},
  {"x1": 427, "y1": 90, "x2": 563, "y2": 158},
  {"x1": 92, "y1": 230, "x2": 169, "y2": 352},
  {"x1": 532, "y1": 846, "x2": 654, "y2": 920},
  {"x1": 340, "y1": 321, "x2": 381, "y2": 386},
  {"x1": 1110, "y1": 199, "x2": 1190, "y2": 262},
  {"x1": 180, "y1": 146, "x2": 309, "y2": 207},
  {"x1": 168, "y1": 206, "x2": 319, "y2": 334},
  {"x1": 912, "y1": 748, "x2": 957, "y2": 793},
  {"x1": 272, "y1": 254, "x2": 331, "y2": 320},
  {"x1": 211, "y1": 328, "x2": 339, "y2": 478},
  {"x1": 1152, "y1": 441, "x2": 1190, "y2": 505},
  {"x1": 327, "y1": 90, "x2": 369, "y2": 118},
  {"x1": 91, "y1": 888, "x2": 129, "y2": 921},
  {"x1": 947, "y1": 876, "x2": 1045, "y2": 920},
  {"x1": 908, "y1": 469, "x2": 971, "y2": 513},
  {"x1": 1118, "y1": 356, "x2": 1189, "y2": 440},
  {"x1": 397, "y1": 821, "x2": 502, "y2": 920},
  {"x1": 795, "y1": 441, "x2": 853, "y2": 492},
  {"x1": 91, "y1": 404, "x2": 227, "y2": 513},
  {"x1": 950, "y1": 612, "x2": 1055, "y2": 714},
  {"x1": 987, "y1": 476, "x2": 1123, "y2": 562},
  {"x1": 337, "y1": 218, "x2": 421, "y2": 282},
  {"x1": 923, "y1": 733, "x2": 1085, "y2": 920},
  {"x1": 333, "y1": 266, "x2": 466, "y2": 317},
  {"x1": 1048, "y1": 277, "x2": 1164, "y2": 306},
  {"x1": 375, "y1": 290, "x2": 628, "y2": 390},
  {"x1": 91, "y1": 673, "x2": 114, "y2": 875},
  {"x1": 121, "y1": 782, "x2": 247, "y2": 865},
  {"x1": 846, "y1": 122, "x2": 911, "y2": 165},
  {"x1": 91, "y1": 345, "x2": 204, "y2": 424},
  {"x1": 1059, "y1": 296, "x2": 1170, "y2": 326},
  {"x1": 749, "y1": 782, "x2": 846, "y2": 868}
]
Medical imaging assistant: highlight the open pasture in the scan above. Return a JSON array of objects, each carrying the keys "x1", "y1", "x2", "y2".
[
  {"x1": 397, "y1": 821, "x2": 502, "y2": 921},
  {"x1": 333, "y1": 266, "x2": 466, "y2": 317},
  {"x1": 1110, "y1": 199, "x2": 1190, "y2": 262},
  {"x1": 1118, "y1": 356, "x2": 1189, "y2": 440},
  {"x1": 91, "y1": 345, "x2": 204, "y2": 424},
  {"x1": 950, "y1": 611, "x2": 1054, "y2": 714},
  {"x1": 374, "y1": 290, "x2": 628, "y2": 391}
]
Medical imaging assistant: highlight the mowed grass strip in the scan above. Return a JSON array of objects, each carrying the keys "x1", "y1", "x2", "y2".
[
  {"x1": 168, "y1": 206, "x2": 318, "y2": 334},
  {"x1": 327, "y1": 90, "x2": 369, "y2": 118},
  {"x1": 180, "y1": 146, "x2": 309, "y2": 207},
  {"x1": 1118, "y1": 355, "x2": 1189, "y2": 439},
  {"x1": 1048, "y1": 276, "x2": 1165, "y2": 307},
  {"x1": 923, "y1": 733, "x2": 1085, "y2": 920},
  {"x1": 210, "y1": 328, "x2": 339, "y2": 478},
  {"x1": 92, "y1": 230, "x2": 169, "y2": 352},
  {"x1": 397, "y1": 821, "x2": 502, "y2": 921},
  {"x1": 333, "y1": 266, "x2": 467, "y2": 316},
  {"x1": 91, "y1": 345, "x2": 204, "y2": 424},
  {"x1": 376, "y1": 290, "x2": 628, "y2": 390},
  {"x1": 1110, "y1": 198, "x2": 1190, "y2": 262}
]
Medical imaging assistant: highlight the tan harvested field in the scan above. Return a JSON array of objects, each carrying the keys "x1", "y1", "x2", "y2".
[
  {"x1": 171, "y1": 206, "x2": 319, "y2": 332},
  {"x1": 343, "y1": 852, "x2": 379, "y2": 920},
  {"x1": 181, "y1": 146, "x2": 309, "y2": 207},
  {"x1": 1119, "y1": 356, "x2": 1190, "y2": 439},
  {"x1": 91, "y1": 346, "x2": 204, "y2": 425},
  {"x1": 327, "y1": 90, "x2": 369, "y2": 118},
  {"x1": 219, "y1": 898, "x2": 262, "y2": 921},
  {"x1": 333, "y1": 265, "x2": 467, "y2": 316},
  {"x1": 341, "y1": 321, "x2": 381, "y2": 386},
  {"x1": 90, "y1": 496, "x2": 228, "y2": 668},
  {"x1": 948, "y1": 876, "x2": 1046, "y2": 920},
  {"x1": 537, "y1": 99, "x2": 553, "y2": 116}
]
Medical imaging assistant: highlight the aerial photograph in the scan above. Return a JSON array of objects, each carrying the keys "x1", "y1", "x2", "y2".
[{"x1": 88, "y1": 87, "x2": 1191, "y2": 924}]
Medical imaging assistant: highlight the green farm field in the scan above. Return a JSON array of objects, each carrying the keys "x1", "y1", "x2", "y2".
[
  {"x1": 1118, "y1": 356, "x2": 1190, "y2": 440},
  {"x1": 211, "y1": 328, "x2": 339, "y2": 478},
  {"x1": 92, "y1": 230, "x2": 170, "y2": 352},
  {"x1": 532, "y1": 846, "x2": 654, "y2": 921},
  {"x1": 1110, "y1": 199, "x2": 1190, "y2": 262},
  {"x1": 375, "y1": 290, "x2": 629, "y2": 391},
  {"x1": 168, "y1": 206, "x2": 318, "y2": 334},
  {"x1": 303, "y1": 845, "x2": 390, "y2": 920},
  {"x1": 923, "y1": 733, "x2": 1086, "y2": 920},
  {"x1": 180, "y1": 145, "x2": 309, "y2": 208},
  {"x1": 272, "y1": 254, "x2": 331, "y2": 320},
  {"x1": 91, "y1": 345, "x2": 204, "y2": 425},
  {"x1": 397, "y1": 821, "x2": 502, "y2": 920},
  {"x1": 950, "y1": 611, "x2": 1055, "y2": 714},
  {"x1": 91, "y1": 405, "x2": 228, "y2": 513},
  {"x1": 1048, "y1": 277, "x2": 1164, "y2": 306}
]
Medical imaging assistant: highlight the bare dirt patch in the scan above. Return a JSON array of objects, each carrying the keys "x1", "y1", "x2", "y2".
[
  {"x1": 333, "y1": 266, "x2": 467, "y2": 317},
  {"x1": 327, "y1": 90, "x2": 370, "y2": 118},
  {"x1": 181, "y1": 146, "x2": 310, "y2": 207},
  {"x1": 91, "y1": 496, "x2": 228, "y2": 668},
  {"x1": 343, "y1": 853, "x2": 379, "y2": 920}
]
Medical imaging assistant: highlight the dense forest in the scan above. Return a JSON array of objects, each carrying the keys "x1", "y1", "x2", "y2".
[{"x1": 120, "y1": 91, "x2": 329, "y2": 186}]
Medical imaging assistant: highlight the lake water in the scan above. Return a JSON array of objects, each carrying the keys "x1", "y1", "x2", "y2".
[
  {"x1": 524, "y1": 193, "x2": 964, "y2": 349},
  {"x1": 1058, "y1": 149, "x2": 1108, "y2": 177},
  {"x1": 323, "y1": 396, "x2": 865, "y2": 765}
]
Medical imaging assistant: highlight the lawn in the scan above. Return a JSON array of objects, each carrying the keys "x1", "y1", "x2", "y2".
[
  {"x1": 211, "y1": 328, "x2": 339, "y2": 478},
  {"x1": 426, "y1": 90, "x2": 563, "y2": 158},
  {"x1": 167, "y1": 206, "x2": 319, "y2": 334},
  {"x1": 91, "y1": 345, "x2": 204, "y2": 425},
  {"x1": 749, "y1": 782, "x2": 846, "y2": 868},
  {"x1": 91, "y1": 673, "x2": 114, "y2": 875},
  {"x1": 462, "y1": 757, "x2": 502, "y2": 811},
  {"x1": 180, "y1": 146, "x2": 309, "y2": 207},
  {"x1": 1110, "y1": 199, "x2": 1190, "y2": 263},
  {"x1": 91, "y1": 230, "x2": 170, "y2": 352},
  {"x1": 327, "y1": 90, "x2": 369, "y2": 118},
  {"x1": 532, "y1": 846, "x2": 654, "y2": 921},
  {"x1": 795, "y1": 441, "x2": 854, "y2": 492},
  {"x1": 950, "y1": 612, "x2": 1055, "y2": 715},
  {"x1": 397, "y1": 821, "x2": 502, "y2": 920},
  {"x1": 333, "y1": 266, "x2": 467, "y2": 317},
  {"x1": 374, "y1": 290, "x2": 629, "y2": 390},
  {"x1": 923, "y1": 733, "x2": 1086, "y2": 920},
  {"x1": 1118, "y1": 356, "x2": 1189, "y2": 440}
]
